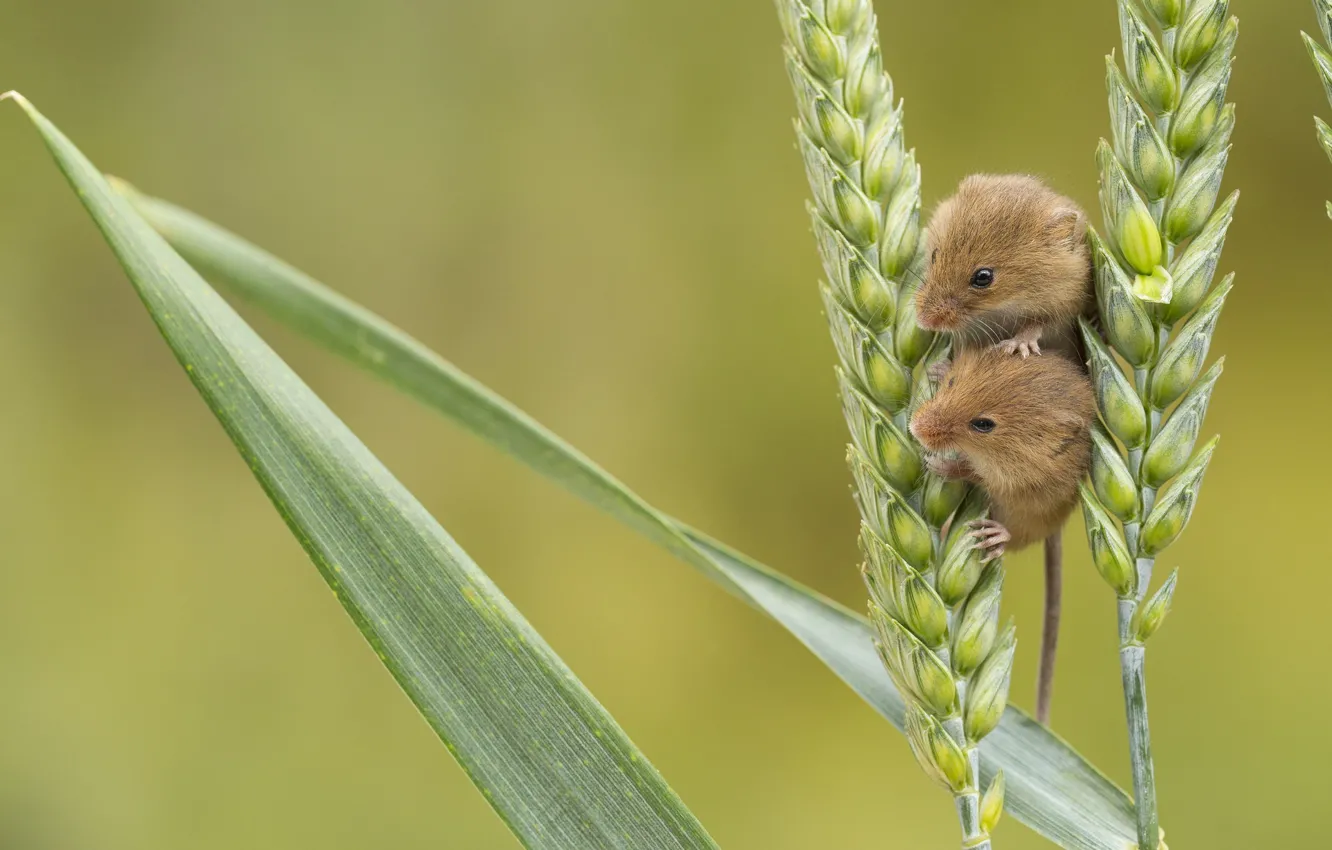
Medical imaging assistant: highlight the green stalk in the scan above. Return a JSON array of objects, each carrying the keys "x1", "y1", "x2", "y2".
[
  {"x1": 772, "y1": 1, "x2": 1012, "y2": 845},
  {"x1": 1117, "y1": 643, "x2": 1155, "y2": 847},
  {"x1": 1085, "y1": 2, "x2": 1238, "y2": 847}
]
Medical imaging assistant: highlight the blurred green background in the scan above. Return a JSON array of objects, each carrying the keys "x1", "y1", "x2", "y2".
[{"x1": 0, "y1": 0, "x2": 1323, "y2": 847}]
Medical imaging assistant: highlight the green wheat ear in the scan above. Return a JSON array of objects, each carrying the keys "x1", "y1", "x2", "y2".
[
  {"x1": 1086, "y1": 2, "x2": 1237, "y2": 848},
  {"x1": 775, "y1": 2, "x2": 1011, "y2": 847},
  {"x1": 1303, "y1": 0, "x2": 1332, "y2": 217}
]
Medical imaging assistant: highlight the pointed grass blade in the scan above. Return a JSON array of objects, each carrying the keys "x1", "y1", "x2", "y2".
[{"x1": 4, "y1": 93, "x2": 717, "y2": 850}]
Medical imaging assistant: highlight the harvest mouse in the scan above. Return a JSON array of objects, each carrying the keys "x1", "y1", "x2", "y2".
[
  {"x1": 909, "y1": 346, "x2": 1094, "y2": 725},
  {"x1": 916, "y1": 174, "x2": 1093, "y2": 362}
]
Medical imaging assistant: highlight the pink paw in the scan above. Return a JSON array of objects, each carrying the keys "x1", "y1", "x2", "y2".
[
  {"x1": 967, "y1": 519, "x2": 1012, "y2": 562},
  {"x1": 995, "y1": 337, "x2": 1042, "y2": 358},
  {"x1": 927, "y1": 454, "x2": 968, "y2": 479},
  {"x1": 927, "y1": 359, "x2": 953, "y2": 383}
]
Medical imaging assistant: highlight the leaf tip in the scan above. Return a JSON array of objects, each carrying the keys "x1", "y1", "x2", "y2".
[{"x1": 1, "y1": 90, "x2": 39, "y2": 121}]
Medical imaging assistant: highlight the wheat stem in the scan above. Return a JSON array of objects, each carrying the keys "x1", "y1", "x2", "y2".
[{"x1": 773, "y1": 1, "x2": 1012, "y2": 844}]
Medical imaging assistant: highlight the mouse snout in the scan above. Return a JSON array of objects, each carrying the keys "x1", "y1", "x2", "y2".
[
  {"x1": 909, "y1": 406, "x2": 950, "y2": 451},
  {"x1": 915, "y1": 293, "x2": 961, "y2": 331}
]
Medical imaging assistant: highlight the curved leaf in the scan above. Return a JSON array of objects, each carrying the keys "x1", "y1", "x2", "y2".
[{"x1": 5, "y1": 93, "x2": 717, "y2": 850}]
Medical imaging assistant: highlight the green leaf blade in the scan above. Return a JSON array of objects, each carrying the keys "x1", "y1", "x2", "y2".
[
  {"x1": 8, "y1": 93, "x2": 716, "y2": 850},
  {"x1": 119, "y1": 183, "x2": 1140, "y2": 849}
]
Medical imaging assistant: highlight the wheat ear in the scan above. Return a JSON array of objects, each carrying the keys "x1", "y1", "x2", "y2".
[
  {"x1": 774, "y1": 2, "x2": 1013, "y2": 846},
  {"x1": 1303, "y1": 0, "x2": 1332, "y2": 217},
  {"x1": 1085, "y1": 1, "x2": 1237, "y2": 847}
]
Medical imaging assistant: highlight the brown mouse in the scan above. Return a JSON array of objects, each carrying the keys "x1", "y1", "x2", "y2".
[
  {"x1": 909, "y1": 346, "x2": 1094, "y2": 557},
  {"x1": 909, "y1": 347, "x2": 1094, "y2": 725},
  {"x1": 916, "y1": 174, "x2": 1093, "y2": 361}
]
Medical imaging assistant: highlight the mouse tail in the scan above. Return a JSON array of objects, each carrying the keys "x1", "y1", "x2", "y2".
[{"x1": 1036, "y1": 529, "x2": 1063, "y2": 726}]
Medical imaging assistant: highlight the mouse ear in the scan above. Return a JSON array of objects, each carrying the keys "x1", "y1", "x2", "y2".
[{"x1": 1048, "y1": 207, "x2": 1087, "y2": 249}]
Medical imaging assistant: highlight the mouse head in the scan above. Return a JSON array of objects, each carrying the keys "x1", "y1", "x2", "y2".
[
  {"x1": 909, "y1": 348, "x2": 1094, "y2": 482},
  {"x1": 916, "y1": 174, "x2": 1090, "y2": 339}
]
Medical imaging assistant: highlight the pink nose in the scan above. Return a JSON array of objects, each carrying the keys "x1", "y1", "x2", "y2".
[
  {"x1": 909, "y1": 412, "x2": 938, "y2": 448},
  {"x1": 910, "y1": 406, "x2": 953, "y2": 451},
  {"x1": 916, "y1": 299, "x2": 956, "y2": 331}
]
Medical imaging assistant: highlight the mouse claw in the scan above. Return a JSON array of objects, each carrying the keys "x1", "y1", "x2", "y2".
[
  {"x1": 970, "y1": 527, "x2": 1011, "y2": 546},
  {"x1": 994, "y1": 327, "x2": 1043, "y2": 358},
  {"x1": 994, "y1": 337, "x2": 1042, "y2": 358},
  {"x1": 968, "y1": 519, "x2": 1011, "y2": 561},
  {"x1": 927, "y1": 453, "x2": 973, "y2": 480}
]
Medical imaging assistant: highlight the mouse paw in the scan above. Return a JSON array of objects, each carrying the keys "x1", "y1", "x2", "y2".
[
  {"x1": 994, "y1": 327, "x2": 1043, "y2": 359},
  {"x1": 967, "y1": 519, "x2": 1012, "y2": 562},
  {"x1": 926, "y1": 359, "x2": 952, "y2": 384},
  {"x1": 995, "y1": 338, "x2": 1041, "y2": 358},
  {"x1": 927, "y1": 453, "x2": 973, "y2": 480}
]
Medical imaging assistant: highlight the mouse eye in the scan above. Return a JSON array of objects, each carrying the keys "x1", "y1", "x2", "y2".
[
  {"x1": 931, "y1": 248, "x2": 939, "y2": 264},
  {"x1": 947, "y1": 377, "x2": 955, "y2": 388},
  {"x1": 970, "y1": 268, "x2": 995, "y2": 289},
  {"x1": 970, "y1": 417, "x2": 996, "y2": 434}
]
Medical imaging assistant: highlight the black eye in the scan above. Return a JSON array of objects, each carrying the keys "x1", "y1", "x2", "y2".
[
  {"x1": 947, "y1": 377, "x2": 955, "y2": 388},
  {"x1": 970, "y1": 418, "x2": 996, "y2": 433},
  {"x1": 931, "y1": 248, "x2": 939, "y2": 264},
  {"x1": 970, "y1": 268, "x2": 995, "y2": 289}
]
